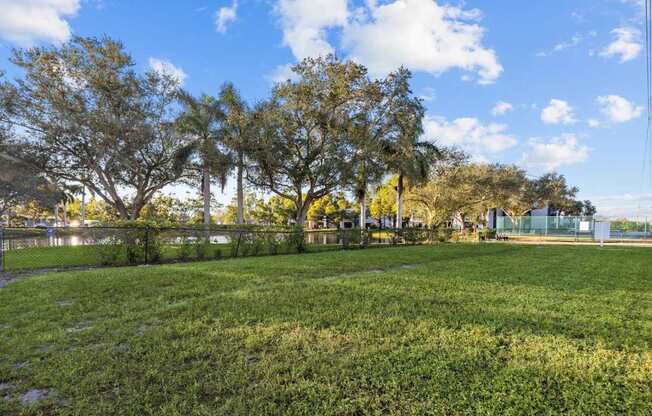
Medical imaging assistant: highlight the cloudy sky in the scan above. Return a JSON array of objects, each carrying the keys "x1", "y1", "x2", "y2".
[{"x1": 0, "y1": 0, "x2": 650, "y2": 218}]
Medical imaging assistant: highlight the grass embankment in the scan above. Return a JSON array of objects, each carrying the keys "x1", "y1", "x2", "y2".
[{"x1": 0, "y1": 244, "x2": 651, "y2": 415}]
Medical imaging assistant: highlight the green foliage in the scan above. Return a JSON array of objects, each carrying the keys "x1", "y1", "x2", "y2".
[
  {"x1": 97, "y1": 239, "x2": 124, "y2": 266},
  {"x1": 178, "y1": 237, "x2": 194, "y2": 261},
  {"x1": 282, "y1": 228, "x2": 305, "y2": 253},
  {"x1": 340, "y1": 229, "x2": 362, "y2": 248},
  {"x1": 247, "y1": 56, "x2": 368, "y2": 226},
  {"x1": 402, "y1": 228, "x2": 429, "y2": 244},
  {"x1": 4, "y1": 36, "x2": 192, "y2": 220},
  {"x1": 195, "y1": 240, "x2": 212, "y2": 260},
  {"x1": 370, "y1": 178, "x2": 397, "y2": 221}
]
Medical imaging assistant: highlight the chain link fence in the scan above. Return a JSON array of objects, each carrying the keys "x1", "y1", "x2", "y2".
[
  {"x1": 0, "y1": 226, "x2": 451, "y2": 273},
  {"x1": 495, "y1": 216, "x2": 652, "y2": 242}
]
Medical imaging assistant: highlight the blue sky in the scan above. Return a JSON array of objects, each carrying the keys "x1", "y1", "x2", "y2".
[{"x1": 0, "y1": 0, "x2": 650, "y2": 218}]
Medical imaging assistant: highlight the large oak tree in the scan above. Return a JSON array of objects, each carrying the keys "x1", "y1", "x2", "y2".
[
  {"x1": 1, "y1": 36, "x2": 191, "y2": 220},
  {"x1": 246, "y1": 57, "x2": 365, "y2": 226}
]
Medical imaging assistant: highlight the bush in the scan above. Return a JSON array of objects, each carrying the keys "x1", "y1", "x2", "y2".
[
  {"x1": 265, "y1": 234, "x2": 280, "y2": 255},
  {"x1": 283, "y1": 228, "x2": 305, "y2": 253},
  {"x1": 403, "y1": 228, "x2": 428, "y2": 245},
  {"x1": 98, "y1": 238, "x2": 124, "y2": 265},
  {"x1": 478, "y1": 229, "x2": 496, "y2": 241},
  {"x1": 437, "y1": 228, "x2": 453, "y2": 243},
  {"x1": 178, "y1": 237, "x2": 193, "y2": 261},
  {"x1": 340, "y1": 229, "x2": 361, "y2": 248},
  {"x1": 451, "y1": 230, "x2": 477, "y2": 242},
  {"x1": 195, "y1": 240, "x2": 211, "y2": 260}
]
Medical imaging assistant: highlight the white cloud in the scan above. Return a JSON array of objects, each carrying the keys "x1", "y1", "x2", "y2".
[
  {"x1": 423, "y1": 115, "x2": 518, "y2": 159},
  {"x1": 596, "y1": 94, "x2": 643, "y2": 123},
  {"x1": 587, "y1": 118, "x2": 601, "y2": 128},
  {"x1": 537, "y1": 33, "x2": 583, "y2": 57},
  {"x1": 275, "y1": 0, "x2": 349, "y2": 59},
  {"x1": 274, "y1": 0, "x2": 502, "y2": 85},
  {"x1": 342, "y1": 0, "x2": 502, "y2": 84},
  {"x1": 599, "y1": 27, "x2": 642, "y2": 63},
  {"x1": 587, "y1": 192, "x2": 652, "y2": 219},
  {"x1": 541, "y1": 99, "x2": 577, "y2": 125},
  {"x1": 216, "y1": 0, "x2": 238, "y2": 33},
  {"x1": 521, "y1": 133, "x2": 590, "y2": 171},
  {"x1": 0, "y1": 0, "x2": 80, "y2": 45},
  {"x1": 491, "y1": 101, "x2": 513, "y2": 116},
  {"x1": 148, "y1": 58, "x2": 187, "y2": 86}
]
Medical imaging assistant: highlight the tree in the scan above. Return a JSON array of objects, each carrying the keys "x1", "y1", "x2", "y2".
[
  {"x1": 1, "y1": 36, "x2": 191, "y2": 220},
  {"x1": 307, "y1": 194, "x2": 339, "y2": 227},
  {"x1": 406, "y1": 163, "x2": 494, "y2": 228},
  {"x1": 371, "y1": 68, "x2": 442, "y2": 229},
  {"x1": 0, "y1": 149, "x2": 62, "y2": 221},
  {"x1": 0, "y1": 94, "x2": 62, "y2": 221},
  {"x1": 370, "y1": 178, "x2": 397, "y2": 227},
  {"x1": 176, "y1": 91, "x2": 231, "y2": 226},
  {"x1": 348, "y1": 76, "x2": 394, "y2": 230},
  {"x1": 582, "y1": 200, "x2": 597, "y2": 216},
  {"x1": 247, "y1": 57, "x2": 364, "y2": 226},
  {"x1": 219, "y1": 83, "x2": 251, "y2": 225}
]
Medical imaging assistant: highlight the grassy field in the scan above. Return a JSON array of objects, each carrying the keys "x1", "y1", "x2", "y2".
[{"x1": 0, "y1": 244, "x2": 650, "y2": 415}]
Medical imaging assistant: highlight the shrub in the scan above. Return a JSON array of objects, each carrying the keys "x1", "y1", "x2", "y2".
[
  {"x1": 437, "y1": 228, "x2": 453, "y2": 243},
  {"x1": 283, "y1": 228, "x2": 305, "y2": 253},
  {"x1": 178, "y1": 237, "x2": 193, "y2": 261},
  {"x1": 340, "y1": 229, "x2": 361, "y2": 248},
  {"x1": 265, "y1": 234, "x2": 280, "y2": 255},
  {"x1": 403, "y1": 228, "x2": 428, "y2": 245},
  {"x1": 98, "y1": 238, "x2": 124, "y2": 265},
  {"x1": 195, "y1": 240, "x2": 212, "y2": 260}
]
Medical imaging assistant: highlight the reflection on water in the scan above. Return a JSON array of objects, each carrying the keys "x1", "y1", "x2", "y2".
[
  {"x1": 3, "y1": 228, "x2": 651, "y2": 252},
  {"x1": 4, "y1": 235, "x2": 100, "y2": 250},
  {"x1": 3, "y1": 234, "x2": 233, "y2": 250}
]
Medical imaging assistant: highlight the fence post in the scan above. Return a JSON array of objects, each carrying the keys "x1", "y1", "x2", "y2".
[{"x1": 234, "y1": 231, "x2": 243, "y2": 257}]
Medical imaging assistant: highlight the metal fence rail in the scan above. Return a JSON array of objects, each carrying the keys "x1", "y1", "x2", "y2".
[{"x1": 0, "y1": 226, "x2": 451, "y2": 273}]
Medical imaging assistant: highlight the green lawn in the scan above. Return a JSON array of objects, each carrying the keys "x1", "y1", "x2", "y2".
[
  {"x1": 3, "y1": 244, "x2": 239, "y2": 271},
  {"x1": 3, "y1": 242, "x2": 342, "y2": 272},
  {"x1": 0, "y1": 244, "x2": 650, "y2": 415}
]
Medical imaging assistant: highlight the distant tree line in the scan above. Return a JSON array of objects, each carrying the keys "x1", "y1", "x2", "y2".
[{"x1": 0, "y1": 36, "x2": 594, "y2": 229}]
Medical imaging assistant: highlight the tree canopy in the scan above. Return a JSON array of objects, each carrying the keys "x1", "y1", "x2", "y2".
[{"x1": 1, "y1": 36, "x2": 191, "y2": 220}]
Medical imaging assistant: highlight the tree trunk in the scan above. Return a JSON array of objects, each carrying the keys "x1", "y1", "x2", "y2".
[
  {"x1": 359, "y1": 191, "x2": 366, "y2": 230},
  {"x1": 202, "y1": 160, "x2": 211, "y2": 226},
  {"x1": 236, "y1": 152, "x2": 244, "y2": 225},
  {"x1": 396, "y1": 174, "x2": 404, "y2": 229},
  {"x1": 295, "y1": 204, "x2": 309, "y2": 227},
  {"x1": 80, "y1": 187, "x2": 86, "y2": 226},
  {"x1": 63, "y1": 201, "x2": 68, "y2": 227},
  {"x1": 54, "y1": 204, "x2": 59, "y2": 227}
]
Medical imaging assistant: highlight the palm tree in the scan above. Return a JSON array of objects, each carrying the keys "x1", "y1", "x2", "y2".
[
  {"x1": 384, "y1": 138, "x2": 441, "y2": 229},
  {"x1": 55, "y1": 183, "x2": 81, "y2": 227},
  {"x1": 219, "y1": 83, "x2": 251, "y2": 225},
  {"x1": 176, "y1": 92, "x2": 231, "y2": 226}
]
